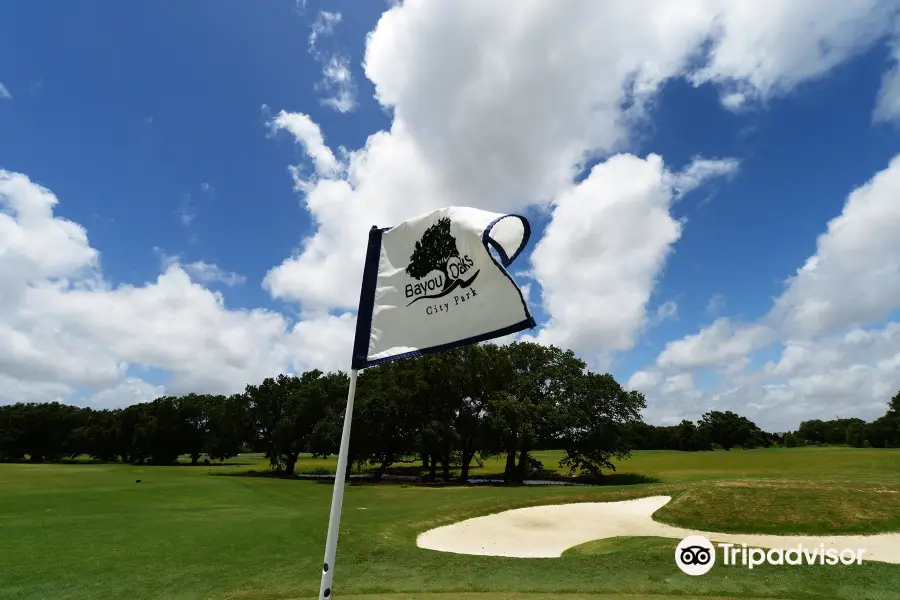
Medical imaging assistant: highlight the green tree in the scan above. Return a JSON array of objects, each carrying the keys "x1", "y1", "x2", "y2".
[
  {"x1": 784, "y1": 432, "x2": 797, "y2": 447},
  {"x1": 205, "y1": 393, "x2": 250, "y2": 462},
  {"x1": 674, "y1": 419, "x2": 708, "y2": 451},
  {"x1": 247, "y1": 371, "x2": 342, "y2": 475},
  {"x1": 405, "y1": 217, "x2": 459, "y2": 285},
  {"x1": 177, "y1": 394, "x2": 210, "y2": 464},
  {"x1": 132, "y1": 397, "x2": 185, "y2": 464},
  {"x1": 246, "y1": 375, "x2": 297, "y2": 474},
  {"x1": 352, "y1": 361, "x2": 423, "y2": 478},
  {"x1": 488, "y1": 342, "x2": 585, "y2": 482},
  {"x1": 797, "y1": 420, "x2": 826, "y2": 444},
  {"x1": 845, "y1": 421, "x2": 866, "y2": 448},
  {"x1": 74, "y1": 409, "x2": 120, "y2": 462},
  {"x1": 559, "y1": 372, "x2": 645, "y2": 479},
  {"x1": 455, "y1": 344, "x2": 511, "y2": 483},
  {"x1": 698, "y1": 410, "x2": 763, "y2": 450}
]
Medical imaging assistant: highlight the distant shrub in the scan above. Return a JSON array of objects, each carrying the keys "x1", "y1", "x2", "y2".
[
  {"x1": 784, "y1": 433, "x2": 797, "y2": 448},
  {"x1": 711, "y1": 443, "x2": 725, "y2": 451},
  {"x1": 863, "y1": 440, "x2": 871, "y2": 448},
  {"x1": 302, "y1": 467, "x2": 331, "y2": 476},
  {"x1": 795, "y1": 437, "x2": 807, "y2": 447}
]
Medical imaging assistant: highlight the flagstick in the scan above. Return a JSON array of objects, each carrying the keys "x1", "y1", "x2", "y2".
[{"x1": 318, "y1": 367, "x2": 359, "y2": 599}]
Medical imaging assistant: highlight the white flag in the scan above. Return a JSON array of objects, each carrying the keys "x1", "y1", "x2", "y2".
[{"x1": 351, "y1": 207, "x2": 535, "y2": 368}]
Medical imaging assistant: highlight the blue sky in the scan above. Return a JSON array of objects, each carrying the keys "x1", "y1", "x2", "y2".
[{"x1": 2, "y1": 1, "x2": 900, "y2": 430}]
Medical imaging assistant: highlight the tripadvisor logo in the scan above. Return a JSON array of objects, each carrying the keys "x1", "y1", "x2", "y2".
[{"x1": 404, "y1": 217, "x2": 480, "y2": 307}]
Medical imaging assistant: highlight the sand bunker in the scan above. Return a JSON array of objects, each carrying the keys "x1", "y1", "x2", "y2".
[{"x1": 416, "y1": 495, "x2": 900, "y2": 563}]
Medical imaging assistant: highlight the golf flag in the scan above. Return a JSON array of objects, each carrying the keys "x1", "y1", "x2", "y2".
[
  {"x1": 351, "y1": 206, "x2": 536, "y2": 369},
  {"x1": 320, "y1": 206, "x2": 536, "y2": 600}
]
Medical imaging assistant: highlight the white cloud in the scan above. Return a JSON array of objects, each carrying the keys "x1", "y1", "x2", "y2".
[
  {"x1": 770, "y1": 154, "x2": 900, "y2": 338},
  {"x1": 8, "y1": 0, "x2": 900, "y2": 420},
  {"x1": 639, "y1": 154, "x2": 900, "y2": 430},
  {"x1": 689, "y1": 0, "x2": 899, "y2": 107},
  {"x1": 263, "y1": 122, "x2": 445, "y2": 310},
  {"x1": 662, "y1": 372, "x2": 697, "y2": 395},
  {"x1": 155, "y1": 248, "x2": 245, "y2": 287},
  {"x1": 706, "y1": 293, "x2": 725, "y2": 315},
  {"x1": 318, "y1": 55, "x2": 358, "y2": 113},
  {"x1": 0, "y1": 171, "x2": 346, "y2": 408},
  {"x1": 657, "y1": 301, "x2": 678, "y2": 321},
  {"x1": 874, "y1": 36, "x2": 900, "y2": 122},
  {"x1": 308, "y1": 10, "x2": 358, "y2": 113},
  {"x1": 704, "y1": 325, "x2": 900, "y2": 430},
  {"x1": 0, "y1": 82, "x2": 11, "y2": 100},
  {"x1": 286, "y1": 312, "x2": 356, "y2": 374},
  {"x1": 267, "y1": 0, "x2": 892, "y2": 343},
  {"x1": 671, "y1": 157, "x2": 741, "y2": 199},
  {"x1": 627, "y1": 370, "x2": 663, "y2": 391},
  {"x1": 309, "y1": 11, "x2": 342, "y2": 54},
  {"x1": 656, "y1": 318, "x2": 775, "y2": 371},
  {"x1": 268, "y1": 110, "x2": 342, "y2": 179},
  {"x1": 182, "y1": 261, "x2": 246, "y2": 287},
  {"x1": 527, "y1": 155, "x2": 738, "y2": 360},
  {"x1": 0, "y1": 374, "x2": 71, "y2": 405},
  {"x1": 720, "y1": 92, "x2": 746, "y2": 111},
  {"x1": 83, "y1": 377, "x2": 165, "y2": 410}
]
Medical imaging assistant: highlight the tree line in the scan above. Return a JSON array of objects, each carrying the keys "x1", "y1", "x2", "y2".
[
  {"x1": 784, "y1": 400, "x2": 900, "y2": 448},
  {"x1": 2, "y1": 342, "x2": 898, "y2": 481}
]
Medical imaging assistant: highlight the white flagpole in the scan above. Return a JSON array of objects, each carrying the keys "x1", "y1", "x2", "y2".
[{"x1": 318, "y1": 367, "x2": 359, "y2": 599}]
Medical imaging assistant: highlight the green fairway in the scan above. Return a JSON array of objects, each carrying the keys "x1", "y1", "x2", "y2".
[{"x1": 2, "y1": 448, "x2": 899, "y2": 600}]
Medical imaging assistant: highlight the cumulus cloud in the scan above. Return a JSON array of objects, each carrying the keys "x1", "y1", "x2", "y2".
[
  {"x1": 662, "y1": 372, "x2": 698, "y2": 396},
  {"x1": 637, "y1": 154, "x2": 900, "y2": 430},
  {"x1": 8, "y1": 0, "x2": 900, "y2": 416},
  {"x1": 627, "y1": 370, "x2": 663, "y2": 392},
  {"x1": 268, "y1": 110, "x2": 343, "y2": 185},
  {"x1": 656, "y1": 318, "x2": 776, "y2": 371},
  {"x1": 689, "y1": 0, "x2": 899, "y2": 107},
  {"x1": 526, "y1": 155, "x2": 736, "y2": 361},
  {"x1": 84, "y1": 377, "x2": 165, "y2": 410},
  {"x1": 0, "y1": 171, "x2": 348, "y2": 407},
  {"x1": 0, "y1": 375, "x2": 71, "y2": 405},
  {"x1": 267, "y1": 0, "x2": 896, "y2": 348},
  {"x1": 771, "y1": 155, "x2": 900, "y2": 338}
]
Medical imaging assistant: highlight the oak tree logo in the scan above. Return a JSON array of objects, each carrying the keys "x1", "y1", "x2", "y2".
[{"x1": 404, "y1": 217, "x2": 479, "y2": 306}]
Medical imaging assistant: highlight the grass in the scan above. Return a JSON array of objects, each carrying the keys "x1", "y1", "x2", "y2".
[{"x1": 1, "y1": 447, "x2": 899, "y2": 599}]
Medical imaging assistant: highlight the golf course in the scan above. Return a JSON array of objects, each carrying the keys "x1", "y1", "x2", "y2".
[{"x1": 3, "y1": 446, "x2": 899, "y2": 600}]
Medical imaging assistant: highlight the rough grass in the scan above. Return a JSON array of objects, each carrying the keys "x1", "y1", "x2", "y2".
[{"x1": 1, "y1": 447, "x2": 899, "y2": 600}]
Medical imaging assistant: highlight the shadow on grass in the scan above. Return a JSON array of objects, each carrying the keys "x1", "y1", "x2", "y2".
[
  {"x1": 1, "y1": 459, "x2": 259, "y2": 467},
  {"x1": 211, "y1": 468, "x2": 661, "y2": 487}
]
